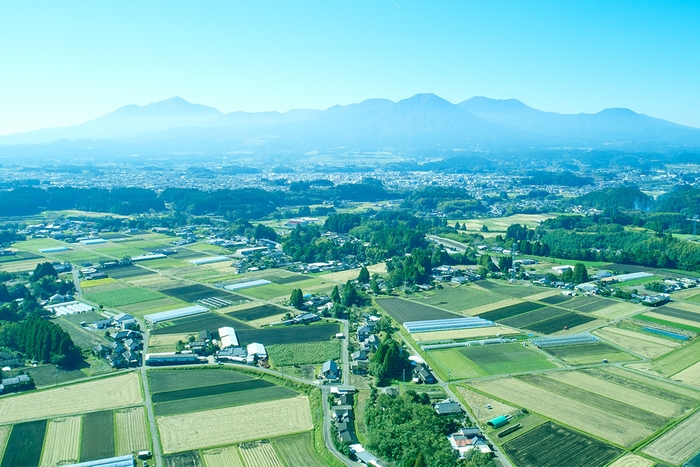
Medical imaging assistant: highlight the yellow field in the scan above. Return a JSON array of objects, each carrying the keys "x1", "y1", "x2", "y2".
[
  {"x1": 239, "y1": 442, "x2": 284, "y2": 467},
  {"x1": 546, "y1": 371, "x2": 685, "y2": 418},
  {"x1": 116, "y1": 407, "x2": 149, "y2": 455},
  {"x1": 469, "y1": 377, "x2": 654, "y2": 447},
  {"x1": 202, "y1": 446, "x2": 245, "y2": 467},
  {"x1": 644, "y1": 311, "x2": 700, "y2": 329},
  {"x1": 460, "y1": 298, "x2": 523, "y2": 316},
  {"x1": 668, "y1": 288, "x2": 700, "y2": 300},
  {"x1": 557, "y1": 318, "x2": 607, "y2": 335},
  {"x1": 642, "y1": 409, "x2": 700, "y2": 465},
  {"x1": 459, "y1": 214, "x2": 555, "y2": 231},
  {"x1": 0, "y1": 425, "x2": 11, "y2": 460},
  {"x1": 593, "y1": 327, "x2": 677, "y2": 359},
  {"x1": 603, "y1": 366, "x2": 700, "y2": 400},
  {"x1": 524, "y1": 290, "x2": 561, "y2": 301},
  {"x1": 672, "y1": 361, "x2": 700, "y2": 388},
  {"x1": 664, "y1": 301, "x2": 700, "y2": 313},
  {"x1": 148, "y1": 333, "x2": 191, "y2": 347},
  {"x1": 412, "y1": 325, "x2": 520, "y2": 342},
  {"x1": 157, "y1": 396, "x2": 313, "y2": 454},
  {"x1": 247, "y1": 313, "x2": 288, "y2": 327},
  {"x1": 591, "y1": 302, "x2": 645, "y2": 320},
  {"x1": 607, "y1": 454, "x2": 655, "y2": 467},
  {"x1": 0, "y1": 373, "x2": 142, "y2": 424},
  {"x1": 40, "y1": 416, "x2": 82, "y2": 466},
  {"x1": 80, "y1": 277, "x2": 117, "y2": 288},
  {"x1": 454, "y1": 386, "x2": 516, "y2": 423},
  {"x1": 325, "y1": 262, "x2": 387, "y2": 284}
]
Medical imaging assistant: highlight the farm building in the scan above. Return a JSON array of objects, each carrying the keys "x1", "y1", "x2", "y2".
[
  {"x1": 145, "y1": 305, "x2": 208, "y2": 324},
  {"x1": 216, "y1": 346, "x2": 247, "y2": 362},
  {"x1": 0, "y1": 353, "x2": 20, "y2": 368},
  {"x1": 39, "y1": 246, "x2": 72, "y2": 253},
  {"x1": 447, "y1": 428, "x2": 492, "y2": 457},
  {"x1": 80, "y1": 238, "x2": 108, "y2": 245},
  {"x1": 189, "y1": 255, "x2": 230, "y2": 265},
  {"x1": 234, "y1": 246, "x2": 269, "y2": 257},
  {"x1": 145, "y1": 352, "x2": 201, "y2": 366},
  {"x1": 487, "y1": 415, "x2": 509, "y2": 428},
  {"x1": 321, "y1": 360, "x2": 339, "y2": 380},
  {"x1": 434, "y1": 399, "x2": 462, "y2": 415},
  {"x1": 0, "y1": 374, "x2": 32, "y2": 393},
  {"x1": 218, "y1": 326, "x2": 239, "y2": 348},
  {"x1": 246, "y1": 342, "x2": 267, "y2": 363},
  {"x1": 64, "y1": 454, "x2": 135, "y2": 467},
  {"x1": 224, "y1": 279, "x2": 271, "y2": 290}
]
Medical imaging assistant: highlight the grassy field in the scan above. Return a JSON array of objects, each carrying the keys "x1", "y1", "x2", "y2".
[
  {"x1": 453, "y1": 385, "x2": 517, "y2": 424},
  {"x1": 631, "y1": 339, "x2": 700, "y2": 377},
  {"x1": 427, "y1": 348, "x2": 488, "y2": 380},
  {"x1": 201, "y1": 446, "x2": 245, "y2": 467},
  {"x1": 228, "y1": 304, "x2": 289, "y2": 322},
  {"x1": 148, "y1": 368, "x2": 254, "y2": 392},
  {"x1": 502, "y1": 422, "x2": 622, "y2": 467},
  {"x1": 157, "y1": 396, "x2": 313, "y2": 453},
  {"x1": 0, "y1": 373, "x2": 142, "y2": 424},
  {"x1": 116, "y1": 407, "x2": 150, "y2": 455},
  {"x1": 272, "y1": 432, "x2": 331, "y2": 467},
  {"x1": 376, "y1": 297, "x2": 462, "y2": 323},
  {"x1": 40, "y1": 416, "x2": 81, "y2": 466},
  {"x1": 85, "y1": 286, "x2": 166, "y2": 307},
  {"x1": 80, "y1": 411, "x2": 115, "y2": 462},
  {"x1": 641, "y1": 409, "x2": 700, "y2": 465},
  {"x1": 0, "y1": 420, "x2": 47, "y2": 467},
  {"x1": 458, "y1": 343, "x2": 557, "y2": 374},
  {"x1": 413, "y1": 285, "x2": 509, "y2": 313},
  {"x1": 458, "y1": 214, "x2": 555, "y2": 231},
  {"x1": 239, "y1": 441, "x2": 284, "y2": 467},
  {"x1": 543, "y1": 343, "x2": 638, "y2": 365},
  {"x1": 593, "y1": 326, "x2": 677, "y2": 359},
  {"x1": 267, "y1": 341, "x2": 341, "y2": 366}
]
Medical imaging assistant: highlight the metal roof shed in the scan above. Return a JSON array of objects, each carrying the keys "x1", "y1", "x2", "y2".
[{"x1": 487, "y1": 415, "x2": 509, "y2": 428}]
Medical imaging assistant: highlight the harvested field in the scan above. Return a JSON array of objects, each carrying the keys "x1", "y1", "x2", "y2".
[
  {"x1": 499, "y1": 307, "x2": 567, "y2": 329},
  {"x1": 454, "y1": 385, "x2": 517, "y2": 424},
  {"x1": 593, "y1": 327, "x2": 676, "y2": 359},
  {"x1": 116, "y1": 407, "x2": 149, "y2": 455},
  {"x1": 236, "y1": 323, "x2": 340, "y2": 345},
  {"x1": 544, "y1": 343, "x2": 636, "y2": 364},
  {"x1": 272, "y1": 432, "x2": 330, "y2": 467},
  {"x1": 40, "y1": 416, "x2": 81, "y2": 467},
  {"x1": 151, "y1": 313, "x2": 252, "y2": 336},
  {"x1": 153, "y1": 380, "x2": 274, "y2": 403},
  {"x1": 80, "y1": 411, "x2": 115, "y2": 462},
  {"x1": 632, "y1": 339, "x2": 700, "y2": 377},
  {"x1": 154, "y1": 386, "x2": 298, "y2": 416},
  {"x1": 606, "y1": 454, "x2": 655, "y2": 467},
  {"x1": 458, "y1": 343, "x2": 556, "y2": 375},
  {"x1": 592, "y1": 302, "x2": 646, "y2": 320},
  {"x1": 163, "y1": 451, "x2": 203, "y2": 467},
  {"x1": 503, "y1": 422, "x2": 622, "y2": 467},
  {"x1": 120, "y1": 297, "x2": 180, "y2": 314},
  {"x1": 522, "y1": 289, "x2": 560, "y2": 301},
  {"x1": 665, "y1": 301, "x2": 700, "y2": 313},
  {"x1": 469, "y1": 377, "x2": 655, "y2": 447},
  {"x1": 160, "y1": 284, "x2": 242, "y2": 302},
  {"x1": 149, "y1": 368, "x2": 253, "y2": 393},
  {"x1": 239, "y1": 441, "x2": 284, "y2": 467},
  {"x1": 597, "y1": 366, "x2": 700, "y2": 402},
  {"x1": 157, "y1": 396, "x2": 313, "y2": 453},
  {"x1": 546, "y1": 371, "x2": 685, "y2": 418},
  {"x1": 0, "y1": 373, "x2": 142, "y2": 424},
  {"x1": 411, "y1": 326, "x2": 520, "y2": 342},
  {"x1": 574, "y1": 298, "x2": 618, "y2": 313},
  {"x1": 375, "y1": 298, "x2": 461, "y2": 323},
  {"x1": 524, "y1": 312, "x2": 596, "y2": 334},
  {"x1": 201, "y1": 446, "x2": 245, "y2": 467},
  {"x1": 267, "y1": 341, "x2": 341, "y2": 366},
  {"x1": 642, "y1": 409, "x2": 700, "y2": 465},
  {"x1": 415, "y1": 286, "x2": 510, "y2": 313},
  {"x1": 228, "y1": 304, "x2": 288, "y2": 322},
  {"x1": 644, "y1": 310, "x2": 700, "y2": 329},
  {"x1": 106, "y1": 265, "x2": 155, "y2": 279},
  {"x1": 0, "y1": 420, "x2": 47, "y2": 467},
  {"x1": 85, "y1": 287, "x2": 165, "y2": 307},
  {"x1": 673, "y1": 361, "x2": 700, "y2": 388},
  {"x1": 480, "y1": 301, "x2": 544, "y2": 321},
  {"x1": 0, "y1": 426, "x2": 9, "y2": 460}
]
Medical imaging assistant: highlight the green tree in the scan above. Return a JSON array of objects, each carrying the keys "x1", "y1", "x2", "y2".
[
  {"x1": 31, "y1": 262, "x2": 57, "y2": 282},
  {"x1": 331, "y1": 285, "x2": 341, "y2": 304},
  {"x1": 369, "y1": 338, "x2": 411, "y2": 385},
  {"x1": 289, "y1": 288, "x2": 304, "y2": 309},
  {"x1": 370, "y1": 279, "x2": 380, "y2": 295},
  {"x1": 357, "y1": 266, "x2": 370, "y2": 284},
  {"x1": 254, "y1": 223, "x2": 278, "y2": 241},
  {"x1": 342, "y1": 281, "x2": 359, "y2": 307},
  {"x1": 0, "y1": 283, "x2": 11, "y2": 303},
  {"x1": 572, "y1": 263, "x2": 589, "y2": 284}
]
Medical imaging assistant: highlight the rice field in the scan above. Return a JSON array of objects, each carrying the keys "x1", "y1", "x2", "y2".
[
  {"x1": 157, "y1": 396, "x2": 313, "y2": 453},
  {"x1": 0, "y1": 420, "x2": 47, "y2": 467},
  {"x1": 201, "y1": 446, "x2": 245, "y2": 467},
  {"x1": 239, "y1": 441, "x2": 284, "y2": 467},
  {"x1": 80, "y1": 411, "x2": 115, "y2": 462},
  {"x1": 40, "y1": 416, "x2": 81, "y2": 467},
  {"x1": 271, "y1": 432, "x2": 331, "y2": 467},
  {"x1": 0, "y1": 373, "x2": 142, "y2": 424},
  {"x1": 641, "y1": 409, "x2": 700, "y2": 465},
  {"x1": 116, "y1": 407, "x2": 149, "y2": 455},
  {"x1": 606, "y1": 454, "x2": 655, "y2": 467}
]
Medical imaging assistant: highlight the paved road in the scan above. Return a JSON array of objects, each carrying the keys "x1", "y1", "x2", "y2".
[
  {"x1": 321, "y1": 385, "x2": 364, "y2": 467},
  {"x1": 428, "y1": 235, "x2": 468, "y2": 252},
  {"x1": 341, "y1": 319, "x2": 350, "y2": 385}
]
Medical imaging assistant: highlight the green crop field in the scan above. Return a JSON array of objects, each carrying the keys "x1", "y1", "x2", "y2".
[
  {"x1": 151, "y1": 313, "x2": 252, "y2": 336},
  {"x1": 475, "y1": 281, "x2": 544, "y2": 298},
  {"x1": 160, "y1": 284, "x2": 241, "y2": 302},
  {"x1": 427, "y1": 348, "x2": 489, "y2": 380},
  {"x1": 152, "y1": 380, "x2": 275, "y2": 403},
  {"x1": 267, "y1": 341, "x2": 341, "y2": 366},
  {"x1": 154, "y1": 386, "x2": 298, "y2": 416},
  {"x1": 524, "y1": 312, "x2": 596, "y2": 334},
  {"x1": 0, "y1": 420, "x2": 47, "y2": 467},
  {"x1": 413, "y1": 285, "x2": 507, "y2": 312},
  {"x1": 376, "y1": 297, "x2": 462, "y2": 323},
  {"x1": 544, "y1": 343, "x2": 637, "y2": 364},
  {"x1": 236, "y1": 323, "x2": 340, "y2": 346},
  {"x1": 499, "y1": 307, "x2": 568, "y2": 329},
  {"x1": 480, "y1": 301, "x2": 544, "y2": 322},
  {"x1": 503, "y1": 422, "x2": 622, "y2": 467},
  {"x1": 272, "y1": 432, "x2": 331, "y2": 467},
  {"x1": 148, "y1": 368, "x2": 254, "y2": 393},
  {"x1": 640, "y1": 339, "x2": 700, "y2": 376},
  {"x1": 80, "y1": 411, "x2": 115, "y2": 462},
  {"x1": 228, "y1": 304, "x2": 288, "y2": 321},
  {"x1": 459, "y1": 343, "x2": 557, "y2": 374},
  {"x1": 239, "y1": 283, "x2": 304, "y2": 300},
  {"x1": 85, "y1": 286, "x2": 166, "y2": 307}
]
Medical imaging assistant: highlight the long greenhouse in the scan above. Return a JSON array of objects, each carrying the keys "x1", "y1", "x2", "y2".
[{"x1": 403, "y1": 317, "x2": 494, "y2": 334}]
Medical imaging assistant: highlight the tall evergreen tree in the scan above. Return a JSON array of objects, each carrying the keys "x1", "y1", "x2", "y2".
[
  {"x1": 357, "y1": 266, "x2": 370, "y2": 284},
  {"x1": 289, "y1": 288, "x2": 304, "y2": 309}
]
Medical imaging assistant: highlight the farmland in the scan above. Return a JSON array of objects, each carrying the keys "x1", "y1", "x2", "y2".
[
  {"x1": 593, "y1": 326, "x2": 678, "y2": 359},
  {"x1": 413, "y1": 285, "x2": 512, "y2": 313},
  {"x1": 411, "y1": 325, "x2": 520, "y2": 342},
  {"x1": 0, "y1": 426, "x2": 9, "y2": 461},
  {"x1": 229, "y1": 304, "x2": 288, "y2": 322},
  {"x1": 630, "y1": 339, "x2": 700, "y2": 377},
  {"x1": 272, "y1": 432, "x2": 331, "y2": 467},
  {"x1": 105, "y1": 265, "x2": 155, "y2": 279},
  {"x1": 641, "y1": 409, "x2": 700, "y2": 465},
  {"x1": 267, "y1": 341, "x2": 341, "y2": 366},
  {"x1": 157, "y1": 396, "x2": 313, "y2": 453},
  {"x1": 201, "y1": 446, "x2": 245, "y2": 467},
  {"x1": 502, "y1": 422, "x2": 622, "y2": 467},
  {"x1": 40, "y1": 416, "x2": 81, "y2": 466},
  {"x1": 151, "y1": 312, "x2": 250, "y2": 336},
  {"x1": 479, "y1": 301, "x2": 544, "y2": 322},
  {"x1": 457, "y1": 343, "x2": 557, "y2": 375},
  {"x1": 154, "y1": 386, "x2": 298, "y2": 416},
  {"x1": 607, "y1": 455, "x2": 655, "y2": 467},
  {"x1": 160, "y1": 284, "x2": 242, "y2": 302},
  {"x1": 164, "y1": 451, "x2": 203, "y2": 467},
  {"x1": 376, "y1": 297, "x2": 462, "y2": 323},
  {"x1": 0, "y1": 373, "x2": 142, "y2": 424},
  {"x1": 116, "y1": 407, "x2": 150, "y2": 455},
  {"x1": 80, "y1": 411, "x2": 115, "y2": 462},
  {"x1": 149, "y1": 368, "x2": 254, "y2": 392},
  {"x1": 239, "y1": 441, "x2": 284, "y2": 467},
  {"x1": 152, "y1": 380, "x2": 275, "y2": 403},
  {"x1": 543, "y1": 343, "x2": 637, "y2": 364},
  {"x1": 85, "y1": 286, "x2": 166, "y2": 307},
  {"x1": 0, "y1": 420, "x2": 47, "y2": 467},
  {"x1": 523, "y1": 311, "x2": 596, "y2": 334},
  {"x1": 236, "y1": 323, "x2": 340, "y2": 345}
]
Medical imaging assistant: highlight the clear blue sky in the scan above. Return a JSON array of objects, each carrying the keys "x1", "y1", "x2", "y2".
[{"x1": 1, "y1": 0, "x2": 699, "y2": 135}]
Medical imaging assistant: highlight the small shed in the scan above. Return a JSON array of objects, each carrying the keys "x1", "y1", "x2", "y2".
[{"x1": 487, "y1": 415, "x2": 509, "y2": 428}]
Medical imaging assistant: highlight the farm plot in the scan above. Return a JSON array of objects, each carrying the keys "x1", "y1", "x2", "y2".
[
  {"x1": 151, "y1": 313, "x2": 251, "y2": 336},
  {"x1": 427, "y1": 348, "x2": 489, "y2": 380},
  {"x1": 499, "y1": 307, "x2": 568, "y2": 329},
  {"x1": 376, "y1": 298, "x2": 463, "y2": 324},
  {"x1": 0, "y1": 426, "x2": 9, "y2": 461},
  {"x1": 85, "y1": 286, "x2": 166, "y2": 308},
  {"x1": 631, "y1": 339, "x2": 700, "y2": 377},
  {"x1": 458, "y1": 343, "x2": 557, "y2": 375},
  {"x1": 80, "y1": 411, "x2": 115, "y2": 462},
  {"x1": 268, "y1": 275, "x2": 313, "y2": 285},
  {"x1": 597, "y1": 366, "x2": 700, "y2": 403},
  {"x1": 153, "y1": 380, "x2": 275, "y2": 403},
  {"x1": 642, "y1": 409, "x2": 700, "y2": 465},
  {"x1": 40, "y1": 416, "x2": 81, "y2": 467},
  {"x1": 0, "y1": 373, "x2": 142, "y2": 424},
  {"x1": 239, "y1": 441, "x2": 284, "y2": 467},
  {"x1": 411, "y1": 325, "x2": 520, "y2": 342},
  {"x1": 106, "y1": 265, "x2": 155, "y2": 279},
  {"x1": 160, "y1": 284, "x2": 241, "y2": 302},
  {"x1": 503, "y1": 422, "x2": 622, "y2": 467},
  {"x1": 472, "y1": 281, "x2": 541, "y2": 298},
  {"x1": 154, "y1": 386, "x2": 298, "y2": 416},
  {"x1": 236, "y1": 323, "x2": 340, "y2": 346},
  {"x1": 606, "y1": 454, "x2": 655, "y2": 467},
  {"x1": 543, "y1": 343, "x2": 637, "y2": 364},
  {"x1": 538, "y1": 294, "x2": 573, "y2": 305},
  {"x1": 56, "y1": 318, "x2": 111, "y2": 350},
  {"x1": 157, "y1": 396, "x2": 313, "y2": 453},
  {"x1": 652, "y1": 306, "x2": 700, "y2": 323},
  {"x1": 414, "y1": 286, "x2": 510, "y2": 313},
  {"x1": 272, "y1": 432, "x2": 330, "y2": 467},
  {"x1": 0, "y1": 420, "x2": 47, "y2": 467},
  {"x1": 524, "y1": 312, "x2": 596, "y2": 334},
  {"x1": 201, "y1": 446, "x2": 245, "y2": 467},
  {"x1": 0, "y1": 250, "x2": 42, "y2": 263},
  {"x1": 116, "y1": 407, "x2": 149, "y2": 455},
  {"x1": 593, "y1": 327, "x2": 677, "y2": 359},
  {"x1": 573, "y1": 298, "x2": 618, "y2": 313},
  {"x1": 469, "y1": 377, "x2": 655, "y2": 447},
  {"x1": 149, "y1": 368, "x2": 254, "y2": 393},
  {"x1": 267, "y1": 341, "x2": 341, "y2": 366},
  {"x1": 458, "y1": 298, "x2": 524, "y2": 317},
  {"x1": 228, "y1": 304, "x2": 288, "y2": 322},
  {"x1": 479, "y1": 301, "x2": 544, "y2": 322},
  {"x1": 163, "y1": 451, "x2": 203, "y2": 467},
  {"x1": 635, "y1": 313, "x2": 700, "y2": 333},
  {"x1": 453, "y1": 385, "x2": 517, "y2": 424}
]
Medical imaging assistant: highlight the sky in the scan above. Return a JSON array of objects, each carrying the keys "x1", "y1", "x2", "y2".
[{"x1": 1, "y1": 0, "x2": 699, "y2": 135}]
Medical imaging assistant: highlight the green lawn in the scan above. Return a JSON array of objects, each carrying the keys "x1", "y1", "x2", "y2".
[{"x1": 427, "y1": 348, "x2": 489, "y2": 380}]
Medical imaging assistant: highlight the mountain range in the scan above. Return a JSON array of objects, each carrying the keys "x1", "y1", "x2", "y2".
[{"x1": 2, "y1": 94, "x2": 700, "y2": 155}]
